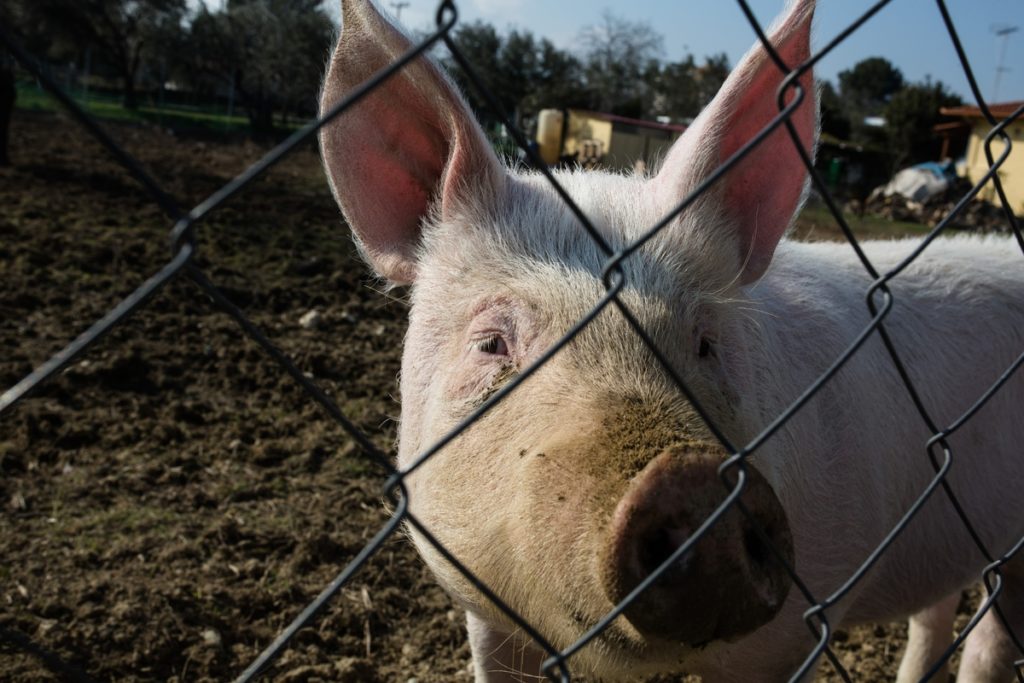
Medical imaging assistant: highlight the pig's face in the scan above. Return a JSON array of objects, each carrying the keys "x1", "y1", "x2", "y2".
[
  {"x1": 394, "y1": 171, "x2": 794, "y2": 673},
  {"x1": 320, "y1": 0, "x2": 815, "y2": 674},
  {"x1": 395, "y1": 181, "x2": 788, "y2": 670}
]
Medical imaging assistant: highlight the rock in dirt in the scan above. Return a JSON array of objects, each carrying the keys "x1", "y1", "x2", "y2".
[
  {"x1": 299, "y1": 309, "x2": 324, "y2": 330},
  {"x1": 334, "y1": 656, "x2": 379, "y2": 683},
  {"x1": 278, "y1": 663, "x2": 335, "y2": 682}
]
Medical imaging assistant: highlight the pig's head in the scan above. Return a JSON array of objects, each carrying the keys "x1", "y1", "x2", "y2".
[{"x1": 320, "y1": 0, "x2": 816, "y2": 676}]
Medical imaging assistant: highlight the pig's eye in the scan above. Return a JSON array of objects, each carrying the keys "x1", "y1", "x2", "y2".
[{"x1": 474, "y1": 335, "x2": 509, "y2": 357}]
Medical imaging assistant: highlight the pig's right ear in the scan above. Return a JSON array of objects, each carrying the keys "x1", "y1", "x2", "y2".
[
  {"x1": 652, "y1": 0, "x2": 816, "y2": 285},
  {"x1": 319, "y1": 0, "x2": 504, "y2": 284}
]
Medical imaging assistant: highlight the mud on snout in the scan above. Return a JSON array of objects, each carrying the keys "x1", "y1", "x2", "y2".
[{"x1": 599, "y1": 445, "x2": 794, "y2": 647}]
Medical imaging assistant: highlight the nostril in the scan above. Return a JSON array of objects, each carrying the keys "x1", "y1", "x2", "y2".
[
  {"x1": 742, "y1": 525, "x2": 770, "y2": 568},
  {"x1": 740, "y1": 521, "x2": 792, "y2": 610},
  {"x1": 638, "y1": 528, "x2": 679, "y2": 577},
  {"x1": 637, "y1": 525, "x2": 691, "y2": 582}
]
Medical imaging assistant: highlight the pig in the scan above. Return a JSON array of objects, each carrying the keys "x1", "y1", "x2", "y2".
[{"x1": 318, "y1": 0, "x2": 1024, "y2": 680}]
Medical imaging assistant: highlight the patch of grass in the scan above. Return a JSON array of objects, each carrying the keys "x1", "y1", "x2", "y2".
[
  {"x1": 14, "y1": 82, "x2": 308, "y2": 134},
  {"x1": 794, "y1": 203, "x2": 932, "y2": 242},
  {"x1": 18, "y1": 85, "x2": 142, "y2": 123}
]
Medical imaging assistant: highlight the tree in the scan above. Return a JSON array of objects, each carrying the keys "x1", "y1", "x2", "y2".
[
  {"x1": 818, "y1": 79, "x2": 851, "y2": 140},
  {"x1": 17, "y1": 0, "x2": 187, "y2": 109},
  {"x1": 838, "y1": 56, "x2": 904, "y2": 143},
  {"x1": 445, "y1": 16, "x2": 734, "y2": 129},
  {"x1": 0, "y1": 53, "x2": 14, "y2": 166},
  {"x1": 694, "y1": 53, "x2": 730, "y2": 111},
  {"x1": 649, "y1": 53, "x2": 731, "y2": 123},
  {"x1": 648, "y1": 57, "x2": 697, "y2": 122},
  {"x1": 268, "y1": 3, "x2": 335, "y2": 125},
  {"x1": 498, "y1": 29, "x2": 539, "y2": 116},
  {"x1": 443, "y1": 21, "x2": 504, "y2": 122},
  {"x1": 183, "y1": 0, "x2": 333, "y2": 138},
  {"x1": 838, "y1": 56, "x2": 905, "y2": 111},
  {"x1": 884, "y1": 78, "x2": 962, "y2": 167},
  {"x1": 578, "y1": 11, "x2": 664, "y2": 116},
  {"x1": 0, "y1": 1, "x2": 59, "y2": 61},
  {"x1": 0, "y1": 3, "x2": 23, "y2": 166},
  {"x1": 444, "y1": 23, "x2": 589, "y2": 130},
  {"x1": 522, "y1": 39, "x2": 589, "y2": 113}
]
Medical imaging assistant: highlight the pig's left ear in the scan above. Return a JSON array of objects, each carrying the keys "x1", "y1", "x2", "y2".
[
  {"x1": 319, "y1": 0, "x2": 504, "y2": 285},
  {"x1": 654, "y1": 0, "x2": 817, "y2": 285}
]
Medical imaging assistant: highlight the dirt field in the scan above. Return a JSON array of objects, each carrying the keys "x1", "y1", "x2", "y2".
[{"x1": 1, "y1": 111, "x2": 981, "y2": 682}]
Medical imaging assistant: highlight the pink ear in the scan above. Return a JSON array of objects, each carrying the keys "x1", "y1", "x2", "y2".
[
  {"x1": 654, "y1": 0, "x2": 817, "y2": 284},
  {"x1": 319, "y1": 0, "x2": 504, "y2": 284}
]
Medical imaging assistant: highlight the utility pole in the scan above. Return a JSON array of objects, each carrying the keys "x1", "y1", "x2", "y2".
[
  {"x1": 991, "y1": 24, "x2": 1018, "y2": 103},
  {"x1": 390, "y1": 2, "x2": 410, "y2": 23}
]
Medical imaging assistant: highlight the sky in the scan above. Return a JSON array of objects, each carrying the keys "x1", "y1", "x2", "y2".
[{"x1": 329, "y1": 0, "x2": 1024, "y2": 105}]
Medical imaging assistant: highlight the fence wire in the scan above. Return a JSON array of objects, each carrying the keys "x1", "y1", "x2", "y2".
[{"x1": 2, "y1": 1, "x2": 1023, "y2": 682}]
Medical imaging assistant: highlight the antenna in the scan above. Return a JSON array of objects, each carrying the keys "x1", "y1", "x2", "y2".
[
  {"x1": 390, "y1": 1, "x2": 410, "y2": 23},
  {"x1": 991, "y1": 24, "x2": 1019, "y2": 103}
]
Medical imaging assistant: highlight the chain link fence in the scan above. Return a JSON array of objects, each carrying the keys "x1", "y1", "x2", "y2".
[{"x1": 2, "y1": 0, "x2": 1023, "y2": 681}]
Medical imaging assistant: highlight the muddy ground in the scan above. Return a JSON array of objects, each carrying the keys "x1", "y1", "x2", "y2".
[{"x1": 1, "y1": 111, "x2": 981, "y2": 682}]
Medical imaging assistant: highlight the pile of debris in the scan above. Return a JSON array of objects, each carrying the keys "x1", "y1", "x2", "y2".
[
  {"x1": 861, "y1": 164, "x2": 1018, "y2": 233},
  {"x1": 862, "y1": 181, "x2": 1015, "y2": 231}
]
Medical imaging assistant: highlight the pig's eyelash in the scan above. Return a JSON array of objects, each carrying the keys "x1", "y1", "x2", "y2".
[{"x1": 472, "y1": 334, "x2": 509, "y2": 356}]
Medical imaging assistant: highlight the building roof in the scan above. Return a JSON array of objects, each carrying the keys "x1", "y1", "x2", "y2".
[{"x1": 940, "y1": 101, "x2": 1024, "y2": 120}]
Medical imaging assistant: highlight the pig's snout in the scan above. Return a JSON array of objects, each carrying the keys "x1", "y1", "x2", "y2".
[{"x1": 600, "y1": 448, "x2": 793, "y2": 645}]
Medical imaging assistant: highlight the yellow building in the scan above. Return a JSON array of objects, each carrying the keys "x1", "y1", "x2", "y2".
[
  {"x1": 941, "y1": 101, "x2": 1024, "y2": 216},
  {"x1": 536, "y1": 109, "x2": 687, "y2": 172}
]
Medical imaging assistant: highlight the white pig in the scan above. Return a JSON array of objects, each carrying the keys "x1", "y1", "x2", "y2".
[{"x1": 319, "y1": 0, "x2": 1024, "y2": 680}]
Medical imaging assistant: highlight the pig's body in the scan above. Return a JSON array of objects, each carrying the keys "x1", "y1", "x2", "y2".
[
  {"x1": 740, "y1": 237, "x2": 1024, "y2": 680},
  {"x1": 319, "y1": 1, "x2": 1024, "y2": 680},
  {"x1": 755, "y1": 237, "x2": 1024, "y2": 626},
  {"x1": 405, "y1": 171, "x2": 1024, "y2": 681}
]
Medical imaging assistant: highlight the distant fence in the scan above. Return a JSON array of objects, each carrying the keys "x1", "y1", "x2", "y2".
[{"x1": 1, "y1": 1, "x2": 1023, "y2": 681}]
